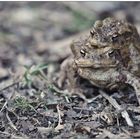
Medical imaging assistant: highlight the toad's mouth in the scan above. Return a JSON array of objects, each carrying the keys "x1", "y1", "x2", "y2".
[{"x1": 75, "y1": 58, "x2": 118, "y2": 68}]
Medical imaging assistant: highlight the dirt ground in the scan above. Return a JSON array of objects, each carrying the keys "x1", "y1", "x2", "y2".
[{"x1": 0, "y1": 1, "x2": 140, "y2": 138}]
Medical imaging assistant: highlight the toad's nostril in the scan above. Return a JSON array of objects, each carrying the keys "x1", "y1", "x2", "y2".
[{"x1": 91, "y1": 45, "x2": 98, "y2": 48}]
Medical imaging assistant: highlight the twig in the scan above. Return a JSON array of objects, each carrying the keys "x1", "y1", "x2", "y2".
[
  {"x1": 86, "y1": 94, "x2": 102, "y2": 103},
  {"x1": 99, "y1": 90, "x2": 134, "y2": 127},
  {"x1": 0, "y1": 98, "x2": 4, "y2": 102},
  {"x1": 6, "y1": 110, "x2": 18, "y2": 131},
  {"x1": 0, "y1": 101, "x2": 7, "y2": 112},
  {"x1": 56, "y1": 104, "x2": 62, "y2": 125},
  {"x1": 54, "y1": 104, "x2": 64, "y2": 132}
]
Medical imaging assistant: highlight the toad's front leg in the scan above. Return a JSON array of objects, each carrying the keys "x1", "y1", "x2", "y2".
[{"x1": 57, "y1": 58, "x2": 78, "y2": 89}]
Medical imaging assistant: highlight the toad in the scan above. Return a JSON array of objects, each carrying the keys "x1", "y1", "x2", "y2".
[{"x1": 58, "y1": 17, "x2": 140, "y2": 105}]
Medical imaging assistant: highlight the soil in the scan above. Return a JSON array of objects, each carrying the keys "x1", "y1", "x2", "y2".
[{"x1": 0, "y1": 1, "x2": 140, "y2": 139}]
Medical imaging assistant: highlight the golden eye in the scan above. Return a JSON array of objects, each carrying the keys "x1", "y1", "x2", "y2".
[{"x1": 80, "y1": 49, "x2": 86, "y2": 57}]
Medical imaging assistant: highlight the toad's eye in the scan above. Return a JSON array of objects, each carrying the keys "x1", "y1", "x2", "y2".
[
  {"x1": 80, "y1": 49, "x2": 86, "y2": 57},
  {"x1": 112, "y1": 35, "x2": 118, "y2": 43},
  {"x1": 90, "y1": 30, "x2": 94, "y2": 37},
  {"x1": 108, "y1": 50, "x2": 115, "y2": 57}
]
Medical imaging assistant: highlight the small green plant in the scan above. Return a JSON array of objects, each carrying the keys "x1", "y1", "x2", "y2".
[
  {"x1": 22, "y1": 63, "x2": 69, "y2": 101},
  {"x1": 23, "y1": 64, "x2": 48, "y2": 87},
  {"x1": 14, "y1": 96, "x2": 37, "y2": 112}
]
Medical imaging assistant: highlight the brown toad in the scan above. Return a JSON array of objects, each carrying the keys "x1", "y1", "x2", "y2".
[{"x1": 58, "y1": 17, "x2": 140, "y2": 105}]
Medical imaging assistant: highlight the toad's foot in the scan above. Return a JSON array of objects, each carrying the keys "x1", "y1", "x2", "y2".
[{"x1": 123, "y1": 71, "x2": 140, "y2": 105}]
